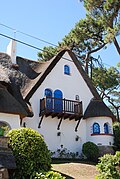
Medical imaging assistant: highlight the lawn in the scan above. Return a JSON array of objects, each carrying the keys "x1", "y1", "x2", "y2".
[{"x1": 52, "y1": 161, "x2": 98, "y2": 179}]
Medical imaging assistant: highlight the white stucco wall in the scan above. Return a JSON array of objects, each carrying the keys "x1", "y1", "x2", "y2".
[
  {"x1": 86, "y1": 116, "x2": 114, "y2": 146},
  {"x1": 24, "y1": 52, "x2": 113, "y2": 156},
  {"x1": 0, "y1": 113, "x2": 20, "y2": 129}
]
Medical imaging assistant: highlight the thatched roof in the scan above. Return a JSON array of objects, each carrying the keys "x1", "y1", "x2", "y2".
[
  {"x1": 83, "y1": 98, "x2": 115, "y2": 121},
  {"x1": 0, "y1": 85, "x2": 27, "y2": 117},
  {"x1": 17, "y1": 50, "x2": 100, "y2": 101},
  {"x1": 0, "y1": 65, "x2": 10, "y2": 83},
  {"x1": 16, "y1": 56, "x2": 52, "y2": 100},
  {"x1": 0, "y1": 53, "x2": 33, "y2": 117}
]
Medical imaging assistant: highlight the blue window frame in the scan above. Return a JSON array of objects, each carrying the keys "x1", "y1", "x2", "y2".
[
  {"x1": 45, "y1": 89, "x2": 52, "y2": 97},
  {"x1": 104, "y1": 123, "x2": 109, "y2": 134},
  {"x1": 64, "y1": 65, "x2": 70, "y2": 75},
  {"x1": 54, "y1": 89, "x2": 63, "y2": 112},
  {"x1": 44, "y1": 89, "x2": 53, "y2": 111},
  {"x1": 93, "y1": 123, "x2": 100, "y2": 134}
]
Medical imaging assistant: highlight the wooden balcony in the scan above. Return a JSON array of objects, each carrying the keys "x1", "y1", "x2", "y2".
[{"x1": 40, "y1": 97, "x2": 83, "y2": 120}]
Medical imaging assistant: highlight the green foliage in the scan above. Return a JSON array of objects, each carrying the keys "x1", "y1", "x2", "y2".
[
  {"x1": 83, "y1": 0, "x2": 120, "y2": 44},
  {"x1": 37, "y1": 1, "x2": 120, "y2": 63},
  {"x1": 82, "y1": 142, "x2": 99, "y2": 162},
  {"x1": 33, "y1": 171, "x2": 65, "y2": 179},
  {"x1": 38, "y1": 46, "x2": 58, "y2": 61},
  {"x1": 0, "y1": 122, "x2": 10, "y2": 136},
  {"x1": 96, "y1": 151, "x2": 120, "y2": 179},
  {"x1": 113, "y1": 122, "x2": 120, "y2": 151},
  {"x1": 92, "y1": 66, "x2": 119, "y2": 92},
  {"x1": 7, "y1": 128, "x2": 51, "y2": 178}
]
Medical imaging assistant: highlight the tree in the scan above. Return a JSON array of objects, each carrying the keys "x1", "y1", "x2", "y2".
[
  {"x1": 83, "y1": 0, "x2": 120, "y2": 54},
  {"x1": 38, "y1": 1, "x2": 120, "y2": 73},
  {"x1": 38, "y1": 17, "x2": 107, "y2": 73},
  {"x1": 107, "y1": 91, "x2": 120, "y2": 121},
  {"x1": 38, "y1": 46, "x2": 58, "y2": 62},
  {"x1": 92, "y1": 65, "x2": 120, "y2": 120}
]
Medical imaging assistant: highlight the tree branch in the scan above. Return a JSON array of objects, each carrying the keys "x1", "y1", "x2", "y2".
[{"x1": 113, "y1": 37, "x2": 120, "y2": 55}]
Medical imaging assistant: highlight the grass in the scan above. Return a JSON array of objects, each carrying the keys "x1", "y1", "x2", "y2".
[{"x1": 52, "y1": 160, "x2": 98, "y2": 179}]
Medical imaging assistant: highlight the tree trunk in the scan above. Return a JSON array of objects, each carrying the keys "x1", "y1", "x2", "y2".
[
  {"x1": 116, "y1": 107, "x2": 120, "y2": 122},
  {"x1": 113, "y1": 37, "x2": 120, "y2": 55}
]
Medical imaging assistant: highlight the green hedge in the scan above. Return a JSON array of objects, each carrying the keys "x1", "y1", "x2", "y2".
[
  {"x1": 7, "y1": 128, "x2": 51, "y2": 178},
  {"x1": 82, "y1": 141, "x2": 99, "y2": 162}
]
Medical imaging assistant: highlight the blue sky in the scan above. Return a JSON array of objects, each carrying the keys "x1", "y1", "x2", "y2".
[{"x1": 0, "y1": 0, "x2": 119, "y2": 67}]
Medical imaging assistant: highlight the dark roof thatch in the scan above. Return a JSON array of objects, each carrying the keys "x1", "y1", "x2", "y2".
[
  {"x1": 0, "y1": 53, "x2": 33, "y2": 117},
  {"x1": 0, "y1": 86, "x2": 27, "y2": 117},
  {"x1": 0, "y1": 149, "x2": 16, "y2": 169},
  {"x1": 16, "y1": 56, "x2": 52, "y2": 100},
  {"x1": 17, "y1": 50, "x2": 100, "y2": 101},
  {"x1": 83, "y1": 98, "x2": 115, "y2": 121},
  {"x1": 0, "y1": 65, "x2": 10, "y2": 83}
]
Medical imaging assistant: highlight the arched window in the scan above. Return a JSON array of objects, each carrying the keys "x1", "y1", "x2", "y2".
[
  {"x1": 54, "y1": 89, "x2": 63, "y2": 112},
  {"x1": 104, "y1": 123, "x2": 109, "y2": 134},
  {"x1": 44, "y1": 88, "x2": 52, "y2": 97},
  {"x1": 44, "y1": 89, "x2": 53, "y2": 111},
  {"x1": 93, "y1": 123, "x2": 100, "y2": 134},
  {"x1": 64, "y1": 65, "x2": 70, "y2": 75}
]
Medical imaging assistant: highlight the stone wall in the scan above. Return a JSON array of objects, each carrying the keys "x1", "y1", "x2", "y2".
[{"x1": 98, "y1": 145, "x2": 115, "y2": 157}]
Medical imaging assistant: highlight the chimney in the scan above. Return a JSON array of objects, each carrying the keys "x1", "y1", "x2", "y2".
[{"x1": 6, "y1": 40, "x2": 16, "y2": 64}]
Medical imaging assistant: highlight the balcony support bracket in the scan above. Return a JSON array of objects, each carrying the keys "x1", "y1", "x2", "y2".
[
  {"x1": 38, "y1": 114, "x2": 44, "y2": 128},
  {"x1": 57, "y1": 117, "x2": 63, "y2": 130},
  {"x1": 75, "y1": 118, "x2": 81, "y2": 132}
]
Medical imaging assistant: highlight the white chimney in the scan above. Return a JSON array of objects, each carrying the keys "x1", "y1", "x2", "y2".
[{"x1": 6, "y1": 40, "x2": 16, "y2": 64}]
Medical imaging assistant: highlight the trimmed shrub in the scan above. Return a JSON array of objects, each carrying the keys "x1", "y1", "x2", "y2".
[
  {"x1": 113, "y1": 122, "x2": 120, "y2": 151},
  {"x1": 33, "y1": 171, "x2": 65, "y2": 179},
  {"x1": 96, "y1": 151, "x2": 120, "y2": 179},
  {"x1": 82, "y1": 141, "x2": 99, "y2": 162},
  {"x1": 7, "y1": 128, "x2": 51, "y2": 178}
]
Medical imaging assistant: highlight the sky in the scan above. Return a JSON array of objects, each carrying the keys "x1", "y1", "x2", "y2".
[{"x1": 0, "y1": 0, "x2": 120, "y2": 68}]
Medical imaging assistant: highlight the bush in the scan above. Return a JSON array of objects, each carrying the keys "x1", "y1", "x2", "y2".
[
  {"x1": 7, "y1": 128, "x2": 51, "y2": 178},
  {"x1": 33, "y1": 171, "x2": 65, "y2": 179},
  {"x1": 113, "y1": 122, "x2": 120, "y2": 151},
  {"x1": 96, "y1": 151, "x2": 120, "y2": 179},
  {"x1": 82, "y1": 141, "x2": 99, "y2": 162}
]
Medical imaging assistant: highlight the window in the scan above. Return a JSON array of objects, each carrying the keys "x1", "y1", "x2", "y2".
[
  {"x1": 75, "y1": 95, "x2": 79, "y2": 101},
  {"x1": 54, "y1": 89, "x2": 63, "y2": 112},
  {"x1": 44, "y1": 89, "x2": 53, "y2": 111},
  {"x1": 93, "y1": 123, "x2": 100, "y2": 134},
  {"x1": 64, "y1": 65, "x2": 70, "y2": 75},
  {"x1": 44, "y1": 89, "x2": 52, "y2": 97},
  {"x1": 104, "y1": 123, "x2": 109, "y2": 134}
]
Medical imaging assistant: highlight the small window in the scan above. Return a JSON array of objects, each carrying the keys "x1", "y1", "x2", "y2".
[
  {"x1": 75, "y1": 95, "x2": 79, "y2": 101},
  {"x1": 64, "y1": 65, "x2": 70, "y2": 75},
  {"x1": 44, "y1": 89, "x2": 52, "y2": 97},
  {"x1": 93, "y1": 123, "x2": 100, "y2": 134},
  {"x1": 104, "y1": 123, "x2": 109, "y2": 134}
]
